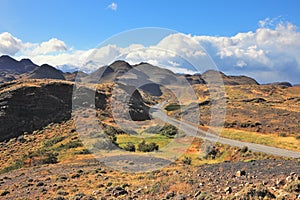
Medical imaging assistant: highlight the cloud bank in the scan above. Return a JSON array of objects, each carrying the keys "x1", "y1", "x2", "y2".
[{"x1": 1, "y1": 19, "x2": 300, "y2": 83}]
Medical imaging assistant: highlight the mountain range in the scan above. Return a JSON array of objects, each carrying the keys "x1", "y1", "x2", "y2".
[{"x1": 0, "y1": 55, "x2": 287, "y2": 86}]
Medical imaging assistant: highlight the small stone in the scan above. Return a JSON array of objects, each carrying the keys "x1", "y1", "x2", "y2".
[
  {"x1": 112, "y1": 186, "x2": 128, "y2": 197},
  {"x1": 36, "y1": 181, "x2": 45, "y2": 187},
  {"x1": 71, "y1": 173, "x2": 81, "y2": 179},
  {"x1": 175, "y1": 194, "x2": 186, "y2": 200},
  {"x1": 0, "y1": 190, "x2": 10, "y2": 196},
  {"x1": 165, "y1": 191, "x2": 175, "y2": 199},
  {"x1": 91, "y1": 190, "x2": 100, "y2": 196},
  {"x1": 224, "y1": 186, "x2": 232, "y2": 194},
  {"x1": 276, "y1": 179, "x2": 285, "y2": 186},
  {"x1": 194, "y1": 191, "x2": 201, "y2": 197},
  {"x1": 236, "y1": 170, "x2": 246, "y2": 177},
  {"x1": 17, "y1": 135, "x2": 26, "y2": 143},
  {"x1": 290, "y1": 172, "x2": 296, "y2": 176},
  {"x1": 286, "y1": 176, "x2": 293, "y2": 182}
]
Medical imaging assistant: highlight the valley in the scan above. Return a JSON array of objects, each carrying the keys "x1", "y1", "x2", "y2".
[{"x1": 0, "y1": 56, "x2": 299, "y2": 199}]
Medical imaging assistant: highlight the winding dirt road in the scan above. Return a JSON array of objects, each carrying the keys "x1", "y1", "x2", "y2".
[{"x1": 150, "y1": 103, "x2": 300, "y2": 158}]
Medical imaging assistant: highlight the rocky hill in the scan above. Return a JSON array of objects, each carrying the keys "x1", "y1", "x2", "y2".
[
  {"x1": 26, "y1": 64, "x2": 65, "y2": 80},
  {"x1": 201, "y1": 70, "x2": 259, "y2": 85},
  {"x1": 63, "y1": 71, "x2": 88, "y2": 81},
  {"x1": 0, "y1": 79, "x2": 149, "y2": 142},
  {"x1": 0, "y1": 80, "x2": 74, "y2": 141},
  {"x1": 0, "y1": 55, "x2": 38, "y2": 74}
]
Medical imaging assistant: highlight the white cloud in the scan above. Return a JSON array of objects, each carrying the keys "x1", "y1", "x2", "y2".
[
  {"x1": 0, "y1": 32, "x2": 23, "y2": 55},
  {"x1": 235, "y1": 60, "x2": 247, "y2": 68},
  {"x1": 30, "y1": 38, "x2": 67, "y2": 55},
  {"x1": 107, "y1": 2, "x2": 117, "y2": 11}
]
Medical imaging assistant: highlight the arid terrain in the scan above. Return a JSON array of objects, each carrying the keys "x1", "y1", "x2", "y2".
[{"x1": 0, "y1": 56, "x2": 299, "y2": 199}]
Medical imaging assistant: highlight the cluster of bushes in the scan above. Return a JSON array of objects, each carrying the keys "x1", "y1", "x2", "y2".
[
  {"x1": 203, "y1": 145, "x2": 220, "y2": 159},
  {"x1": 137, "y1": 140, "x2": 159, "y2": 152},
  {"x1": 123, "y1": 142, "x2": 136, "y2": 152},
  {"x1": 144, "y1": 124, "x2": 178, "y2": 138},
  {"x1": 56, "y1": 140, "x2": 83, "y2": 151},
  {"x1": 122, "y1": 140, "x2": 159, "y2": 152},
  {"x1": 160, "y1": 124, "x2": 178, "y2": 138},
  {"x1": 90, "y1": 125, "x2": 125, "y2": 142}
]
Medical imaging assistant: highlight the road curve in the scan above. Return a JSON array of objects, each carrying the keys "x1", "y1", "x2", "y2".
[{"x1": 150, "y1": 104, "x2": 300, "y2": 159}]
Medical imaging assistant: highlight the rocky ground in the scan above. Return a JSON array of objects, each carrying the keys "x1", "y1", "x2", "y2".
[{"x1": 0, "y1": 158, "x2": 299, "y2": 199}]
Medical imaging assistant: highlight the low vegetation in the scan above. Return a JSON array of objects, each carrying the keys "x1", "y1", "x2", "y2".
[
  {"x1": 164, "y1": 103, "x2": 182, "y2": 111},
  {"x1": 122, "y1": 142, "x2": 136, "y2": 152},
  {"x1": 137, "y1": 140, "x2": 159, "y2": 152},
  {"x1": 144, "y1": 124, "x2": 178, "y2": 138}
]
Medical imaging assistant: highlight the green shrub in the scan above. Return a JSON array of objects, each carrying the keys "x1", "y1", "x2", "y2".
[
  {"x1": 0, "y1": 159, "x2": 24, "y2": 174},
  {"x1": 104, "y1": 125, "x2": 124, "y2": 136},
  {"x1": 165, "y1": 104, "x2": 181, "y2": 111},
  {"x1": 240, "y1": 146, "x2": 248, "y2": 153},
  {"x1": 160, "y1": 124, "x2": 178, "y2": 138},
  {"x1": 41, "y1": 153, "x2": 58, "y2": 164},
  {"x1": 63, "y1": 140, "x2": 83, "y2": 149},
  {"x1": 55, "y1": 140, "x2": 83, "y2": 151},
  {"x1": 74, "y1": 149, "x2": 91, "y2": 154},
  {"x1": 182, "y1": 156, "x2": 192, "y2": 165},
  {"x1": 137, "y1": 140, "x2": 159, "y2": 152},
  {"x1": 123, "y1": 142, "x2": 136, "y2": 152},
  {"x1": 279, "y1": 133, "x2": 287, "y2": 137},
  {"x1": 44, "y1": 136, "x2": 65, "y2": 147}
]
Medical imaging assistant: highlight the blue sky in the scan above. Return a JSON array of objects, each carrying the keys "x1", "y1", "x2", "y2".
[
  {"x1": 1, "y1": 0, "x2": 299, "y2": 49},
  {"x1": 1, "y1": 0, "x2": 300, "y2": 83}
]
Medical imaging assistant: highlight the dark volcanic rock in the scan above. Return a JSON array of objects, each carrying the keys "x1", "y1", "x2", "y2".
[
  {"x1": 0, "y1": 80, "x2": 150, "y2": 141},
  {"x1": 0, "y1": 81, "x2": 73, "y2": 141},
  {"x1": 114, "y1": 83, "x2": 150, "y2": 121}
]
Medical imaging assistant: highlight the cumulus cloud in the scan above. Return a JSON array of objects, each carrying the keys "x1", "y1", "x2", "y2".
[
  {"x1": 107, "y1": 2, "x2": 117, "y2": 11},
  {"x1": 29, "y1": 38, "x2": 67, "y2": 55},
  {"x1": 0, "y1": 32, "x2": 23, "y2": 55},
  {"x1": 194, "y1": 21, "x2": 300, "y2": 83}
]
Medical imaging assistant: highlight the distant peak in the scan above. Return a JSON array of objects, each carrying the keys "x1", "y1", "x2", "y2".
[
  {"x1": 109, "y1": 60, "x2": 132, "y2": 70},
  {"x1": 0, "y1": 55, "x2": 17, "y2": 61},
  {"x1": 110, "y1": 60, "x2": 131, "y2": 66},
  {"x1": 40, "y1": 64, "x2": 53, "y2": 68},
  {"x1": 20, "y1": 58, "x2": 35, "y2": 65}
]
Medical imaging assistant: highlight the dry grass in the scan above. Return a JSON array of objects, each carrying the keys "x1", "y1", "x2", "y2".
[{"x1": 220, "y1": 128, "x2": 300, "y2": 151}]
